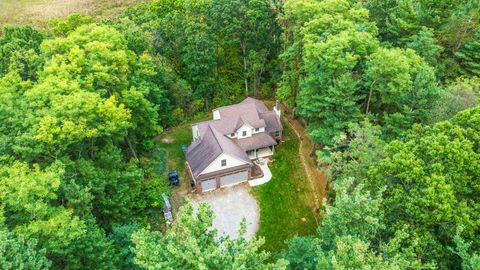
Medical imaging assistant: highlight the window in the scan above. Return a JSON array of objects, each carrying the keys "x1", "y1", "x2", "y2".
[
  {"x1": 221, "y1": 159, "x2": 227, "y2": 167},
  {"x1": 230, "y1": 133, "x2": 235, "y2": 137},
  {"x1": 255, "y1": 128, "x2": 259, "y2": 132},
  {"x1": 242, "y1": 131, "x2": 247, "y2": 136}
]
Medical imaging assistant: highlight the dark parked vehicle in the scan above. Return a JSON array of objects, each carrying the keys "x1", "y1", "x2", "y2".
[{"x1": 168, "y1": 171, "x2": 180, "y2": 186}]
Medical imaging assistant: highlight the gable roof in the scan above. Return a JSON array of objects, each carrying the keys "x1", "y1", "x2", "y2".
[
  {"x1": 186, "y1": 124, "x2": 250, "y2": 178},
  {"x1": 195, "y1": 98, "x2": 281, "y2": 137},
  {"x1": 187, "y1": 97, "x2": 281, "y2": 179}
]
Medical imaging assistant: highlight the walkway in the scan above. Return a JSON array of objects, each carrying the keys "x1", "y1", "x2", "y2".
[{"x1": 248, "y1": 160, "x2": 272, "y2": 187}]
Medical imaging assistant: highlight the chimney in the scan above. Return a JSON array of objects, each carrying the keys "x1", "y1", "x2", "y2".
[{"x1": 273, "y1": 100, "x2": 281, "y2": 117}]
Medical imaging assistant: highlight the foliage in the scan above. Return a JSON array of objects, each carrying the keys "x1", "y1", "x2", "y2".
[
  {"x1": 282, "y1": 177, "x2": 426, "y2": 269},
  {"x1": 282, "y1": 0, "x2": 439, "y2": 146},
  {"x1": 132, "y1": 203, "x2": 288, "y2": 269},
  {"x1": 0, "y1": 25, "x2": 44, "y2": 81},
  {"x1": 0, "y1": 228, "x2": 51, "y2": 270},
  {"x1": 123, "y1": 0, "x2": 281, "y2": 113},
  {"x1": 321, "y1": 120, "x2": 385, "y2": 183},
  {"x1": 364, "y1": 106, "x2": 480, "y2": 268},
  {"x1": 109, "y1": 223, "x2": 143, "y2": 270},
  {"x1": 429, "y1": 77, "x2": 479, "y2": 123}
]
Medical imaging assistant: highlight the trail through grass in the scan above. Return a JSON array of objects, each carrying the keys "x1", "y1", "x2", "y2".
[{"x1": 252, "y1": 119, "x2": 318, "y2": 251}]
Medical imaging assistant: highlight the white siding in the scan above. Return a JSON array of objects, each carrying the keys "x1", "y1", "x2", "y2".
[
  {"x1": 252, "y1": 127, "x2": 265, "y2": 134},
  {"x1": 192, "y1": 125, "x2": 199, "y2": 141},
  {"x1": 213, "y1": 109, "x2": 221, "y2": 120},
  {"x1": 200, "y1": 153, "x2": 249, "y2": 175},
  {"x1": 237, "y1": 124, "x2": 253, "y2": 139}
]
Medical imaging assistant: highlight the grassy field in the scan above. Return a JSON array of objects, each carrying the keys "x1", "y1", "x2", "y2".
[
  {"x1": 252, "y1": 118, "x2": 319, "y2": 251},
  {"x1": 0, "y1": 0, "x2": 146, "y2": 28}
]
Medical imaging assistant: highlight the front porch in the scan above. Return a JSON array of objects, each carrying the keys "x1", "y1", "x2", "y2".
[{"x1": 247, "y1": 146, "x2": 274, "y2": 160}]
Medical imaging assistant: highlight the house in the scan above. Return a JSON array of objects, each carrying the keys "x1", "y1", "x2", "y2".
[{"x1": 186, "y1": 97, "x2": 283, "y2": 192}]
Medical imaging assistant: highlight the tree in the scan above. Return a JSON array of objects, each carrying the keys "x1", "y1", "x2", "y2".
[
  {"x1": 429, "y1": 77, "x2": 479, "y2": 123},
  {"x1": 366, "y1": 106, "x2": 480, "y2": 268},
  {"x1": 321, "y1": 120, "x2": 385, "y2": 184},
  {"x1": 405, "y1": 26, "x2": 443, "y2": 69},
  {"x1": 0, "y1": 228, "x2": 51, "y2": 270},
  {"x1": 456, "y1": 30, "x2": 480, "y2": 77},
  {"x1": 0, "y1": 25, "x2": 44, "y2": 81},
  {"x1": 132, "y1": 203, "x2": 287, "y2": 270},
  {"x1": 109, "y1": 223, "x2": 143, "y2": 270},
  {"x1": 282, "y1": 178, "x2": 425, "y2": 269},
  {"x1": 210, "y1": 0, "x2": 280, "y2": 97},
  {"x1": 364, "y1": 47, "x2": 439, "y2": 139},
  {"x1": 0, "y1": 161, "x2": 118, "y2": 269}
]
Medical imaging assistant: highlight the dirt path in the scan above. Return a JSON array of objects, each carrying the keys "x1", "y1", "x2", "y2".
[{"x1": 280, "y1": 104, "x2": 328, "y2": 213}]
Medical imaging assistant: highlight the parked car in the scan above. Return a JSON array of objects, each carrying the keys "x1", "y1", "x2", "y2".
[{"x1": 168, "y1": 171, "x2": 180, "y2": 186}]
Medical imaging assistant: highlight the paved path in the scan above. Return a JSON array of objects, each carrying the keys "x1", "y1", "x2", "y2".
[
  {"x1": 190, "y1": 184, "x2": 259, "y2": 239},
  {"x1": 248, "y1": 162, "x2": 272, "y2": 187}
]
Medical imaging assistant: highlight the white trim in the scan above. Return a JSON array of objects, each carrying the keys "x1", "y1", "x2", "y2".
[{"x1": 198, "y1": 153, "x2": 250, "y2": 176}]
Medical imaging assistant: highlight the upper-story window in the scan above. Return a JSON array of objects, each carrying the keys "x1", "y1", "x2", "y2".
[
  {"x1": 255, "y1": 128, "x2": 259, "y2": 132},
  {"x1": 230, "y1": 133, "x2": 235, "y2": 137},
  {"x1": 221, "y1": 159, "x2": 227, "y2": 167},
  {"x1": 242, "y1": 131, "x2": 247, "y2": 137}
]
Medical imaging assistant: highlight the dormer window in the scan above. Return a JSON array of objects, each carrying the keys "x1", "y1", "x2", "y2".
[
  {"x1": 242, "y1": 131, "x2": 247, "y2": 136},
  {"x1": 221, "y1": 159, "x2": 227, "y2": 167}
]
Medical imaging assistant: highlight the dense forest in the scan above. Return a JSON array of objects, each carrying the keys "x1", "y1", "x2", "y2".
[{"x1": 0, "y1": 0, "x2": 479, "y2": 269}]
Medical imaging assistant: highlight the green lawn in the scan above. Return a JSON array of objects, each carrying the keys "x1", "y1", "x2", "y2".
[
  {"x1": 252, "y1": 119, "x2": 319, "y2": 251},
  {"x1": 156, "y1": 124, "x2": 192, "y2": 176}
]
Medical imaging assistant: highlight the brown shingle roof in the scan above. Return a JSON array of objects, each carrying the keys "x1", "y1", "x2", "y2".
[
  {"x1": 186, "y1": 124, "x2": 251, "y2": 179},
  {"x1": 187, "y1": 98, "x2": 282, "y2": 179},
  {"x1": 260, "y1": 111, "x2": 283, "y2": 133},
  {"x1": 233, "y1": 132, "x2": 277, "y2": 151}
]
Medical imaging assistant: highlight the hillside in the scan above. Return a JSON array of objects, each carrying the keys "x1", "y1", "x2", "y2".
[{"x1": 0, "y1": 0, "x2": 145, "y2": 27}]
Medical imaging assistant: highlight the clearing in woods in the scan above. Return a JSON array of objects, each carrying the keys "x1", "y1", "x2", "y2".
[{"x1": 0, "y1": 0, "x2": 146, "y2": 28}]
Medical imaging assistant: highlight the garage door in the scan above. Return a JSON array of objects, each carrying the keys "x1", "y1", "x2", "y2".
[
  {"x1": 220, "y1": 171, "x2": 248, "y2": 187},
  {"x1": 201, "y1": 179, "x2": 216, "y2": 192}
]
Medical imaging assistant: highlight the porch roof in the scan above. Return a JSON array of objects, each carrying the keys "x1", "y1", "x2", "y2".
[{"x1": 233, "y1": 133, "x2": 277, "y2": 151}]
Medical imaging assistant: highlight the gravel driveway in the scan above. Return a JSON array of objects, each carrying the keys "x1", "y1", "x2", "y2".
[{"x1": 190, "y1": 183, "x2": 259, "y2": 239}]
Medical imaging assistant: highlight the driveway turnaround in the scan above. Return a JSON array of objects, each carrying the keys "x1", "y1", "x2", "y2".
[{"x1": 190, "y1": 184, "x2": 259, "y2": 239}]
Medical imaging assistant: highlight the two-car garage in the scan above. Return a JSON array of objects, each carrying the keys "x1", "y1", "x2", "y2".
[{"x1": 199, "y1": 170, "x2": 249, "y2": 192}]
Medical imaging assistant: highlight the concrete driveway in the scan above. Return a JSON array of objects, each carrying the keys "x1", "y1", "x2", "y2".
[{"x1": 190, "y1": 184, "x2": 259, "y2": 239}]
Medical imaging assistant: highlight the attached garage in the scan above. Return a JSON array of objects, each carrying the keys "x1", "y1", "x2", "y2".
[
  {"x1": 201, "y1": 179, "x2": 216, "y2": 192},
  {"x1": 220, "y1": 170, "x2": 248, "y2": 187}
]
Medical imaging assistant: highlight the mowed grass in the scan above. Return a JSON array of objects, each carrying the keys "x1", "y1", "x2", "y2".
[
  {"x1": 252, "y1": 119, "x2": 318, "y2": 251},
  {"x1": 0, "y1": 0, "x2": 146, "y2": 28},
  {"x1": 156, "y1": 124, "x2": 192, "y2": 175}
]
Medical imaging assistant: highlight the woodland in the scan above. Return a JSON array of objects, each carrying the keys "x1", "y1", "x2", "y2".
[{"x1": 0, "y1": 0, "x2": 479, "y2": 269}]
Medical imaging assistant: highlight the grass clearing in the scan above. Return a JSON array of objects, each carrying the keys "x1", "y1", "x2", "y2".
[
  {"x1": 252, "y1": 118, "x2": 319, "y2": 251},
  {"x1": 156, "y1": 124, "x2": 192, "y2": 176},
  {"x1": 0, "y1": 0, "x2": 146, "y2": 28}
]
